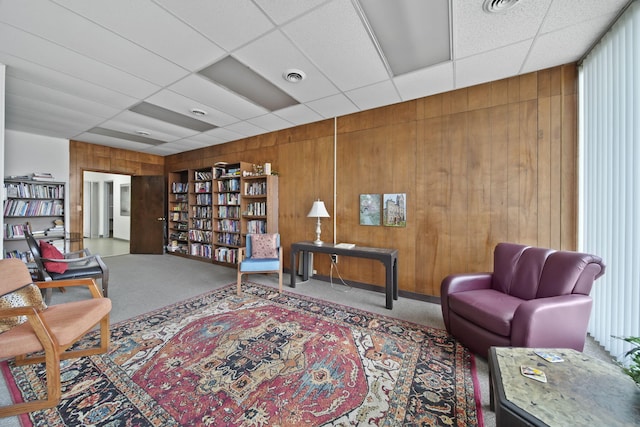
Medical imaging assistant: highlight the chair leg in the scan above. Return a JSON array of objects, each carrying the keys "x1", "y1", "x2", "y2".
[
  {"x1": 237, "y1": 270, "x2": 243, "y2": 295},
  {"x1": 0, "y1": 348, "x2": 61, "y2": 417}
]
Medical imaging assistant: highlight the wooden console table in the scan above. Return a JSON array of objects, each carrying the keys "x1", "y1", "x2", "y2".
[
  {"x1": 289, "y1": 241, "x2": 398, "y2": 309},
  {"x1": 488, "y1": 347, "x2": 639, "y2": 426}
]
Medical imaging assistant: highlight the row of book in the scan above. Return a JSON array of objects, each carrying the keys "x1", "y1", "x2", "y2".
[
  {"x1": 216, "y1": 219, "x2": 240, "y2": 232},
  {"x1": 244, "y1": 181, "x2": 267, "y2": 196},
  {"x1": 169, "y1": 232, "x2": 188, "y2": 242},
  {"x1": 245, "y1": 202, "x2": 267, "y2": 216},
  {"x1": 246, "y1": 220, "x2": 267, "y2": 234},
  {"x1": 195, "y1": 194, "x2": 212, "y2": 205},
  {"x1": 191, "y1": 218, "x2": 211, "y2": 230},
  {"x1": 192, "y1": 206, "x2": 211, "y2": 218},
  {"x1": 216, "y1": 193, "x2": 240, "y2": 205},
  {"x1": 171, "y1": 182, "x2": 188, "y2": 193},
  {"x1": 194, "y1": 170, "x2": 213, "y2": 181},
  {"x1": 217, "y1": 206, "x2": 240, "y2": 218},
  {"x1": 170, "y1": 212, "x2": 188, "y2": 222},
  {"x1": 188, "y1": 229, "x2": 212, "y2": 243},
  {"x1": 216, "y1": 178, "x2": 241, "y2": 192},
  {"x1": 216, "y1": 232, "x2": 242, "y2": 246},
  {"x1": 190, "y1": 243, "x2": 212, "y2": 258},
  {"x1": 214, "y1": 247, "x2": 238, "y2": 263},
  {"x1": 5, "y1": 182, "x2": 65, "y2": 199},
  {"x1": 4, "y1": 200, "x2": 63, "y2": 217},
  {"x1": 194, "y1": 182, "x2": 211, "y2": 193}
]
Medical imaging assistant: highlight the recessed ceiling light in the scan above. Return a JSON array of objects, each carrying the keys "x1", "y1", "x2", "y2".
[
  {"x1": 190, "y1": 108, "x2": 207, "y2": 116},
  {"x1": 136, "y1": 130, "x2": 150, "y2": 136},
  {"x1": 283, "y1": 69, "x2": 306, "y2": 83},
  {"x1": 483, "y1": 0, "x2": 523, "y2": 13}
]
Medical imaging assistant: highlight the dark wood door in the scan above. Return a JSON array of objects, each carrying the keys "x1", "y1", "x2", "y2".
[{"x1": 130, "y1": 175, "x2": 166, "y2": 254}]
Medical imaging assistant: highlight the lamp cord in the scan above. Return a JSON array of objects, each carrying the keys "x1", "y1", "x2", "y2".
[{"x1": 329, "y1": 255, "x2": 351, "y2": 292}]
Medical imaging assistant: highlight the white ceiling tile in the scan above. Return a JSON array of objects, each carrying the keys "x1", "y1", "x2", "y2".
[
  {"x1": 394, "y1": 62, "x2": 455, "y2": 101},
  {"x1": 282, "y1": 0, "x2": 389, "y2": 91},
  {"x1": 254, "y1": 0, "x2": 329, "y2": 24},
  {"x1": 0, "y1": 23, "x2": 160, "y2": 99},
  {"x1": 224, "y1": 121, "x2": 268, "y2": 138},
  {"x1": 455, "y1": 40, "x2": 532, "y2": 89},
  {"x1": 7, "y1": 76, "x2": 120, "y2": 119},
  {"x1": 274, "y1": 104, "x2": 324, "y2": 125},
  {"x1": 1, "y1": 52, "x2": 139, "y2": 109},
  {"x1": 346, "y1": 80, "x2": 400, "y2": 111},
  {"x1": 169, "y1": 75, "x2": 268, "y2": 120},
  {"x1": 184, "y1": 132, "x2": 227, "y2": 146},
  {"x1": 234, "y1": 29, "x2": 339, "y2": 102},
  {"x1": 522, "y1": 15, "x2": 616, "y2": 74},
  {"x1": 156, "y1": 0, "x2": 275, "y2": 51},
  {"x1": 247, "y1": 113, "x2": 294, "y2": 132},
  {"x1": 541, "y1": 0, "x2": 630, "y2": 33},
  {"x1": 203, "y1": 127, "x2": 246, "y2": 143},
  {"x1": 52, "y1": 0, "x2": 225, "y2": 72},
  {"x1": 7, "y1": 94, "x2": 105, "y2": 133},
  {"x1": 145, "y1": 90, "x2": 238, "y2": 127},
  {"x1": 306, "y1": 93, "x2": 358, "y2": 119},
  {"x1": 0, "y1": 1, "x2": 187, "y2": 86},
  {"x1": 103, "y1": 111, "x2": 200, "y2": 140},
  {"x1": 453, "y1": 0, "x2": 552, "y2": 59},
  {"x1": 75, "y1": 132, "x2": 159, "y2": 152}
]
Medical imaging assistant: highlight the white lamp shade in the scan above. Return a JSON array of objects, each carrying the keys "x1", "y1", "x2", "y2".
[{"x1": 307, "y1": 200, "x2": 330, "y2": 218}]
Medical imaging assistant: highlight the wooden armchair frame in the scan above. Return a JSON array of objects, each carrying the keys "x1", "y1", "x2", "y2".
[
  {"x1": 23, "y1": 224, "x2": 109, "y2": 303},
  {"x1": 0, "y1": 259, "x2": 111, "y2": 418}
]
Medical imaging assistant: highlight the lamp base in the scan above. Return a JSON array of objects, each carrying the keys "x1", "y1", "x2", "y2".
[{"x1": 313, "y1": 239, "x2": 324, "y2": 246}]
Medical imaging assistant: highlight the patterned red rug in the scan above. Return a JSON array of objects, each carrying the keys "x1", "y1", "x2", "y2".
[{"x1": 2, "y1": 283, "x2": 483, "y2": 426}]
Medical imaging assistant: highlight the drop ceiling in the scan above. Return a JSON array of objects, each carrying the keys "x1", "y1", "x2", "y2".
[{"x1": 0, "y1": 0, "x2": 631, "y2": 156}]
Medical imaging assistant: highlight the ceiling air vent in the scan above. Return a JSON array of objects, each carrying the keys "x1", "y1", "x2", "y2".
[{"x1": 483, "y1": 0, "x2": 523, "y2": 13}]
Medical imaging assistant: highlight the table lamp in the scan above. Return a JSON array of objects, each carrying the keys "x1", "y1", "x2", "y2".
[{"x1": 307, "y1": 200, "x2": 330, "y2": 246}]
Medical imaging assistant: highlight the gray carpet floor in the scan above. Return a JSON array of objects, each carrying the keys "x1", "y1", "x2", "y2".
[{"x1": 1, "y1": 253, "x2": 616, "y2": 427}]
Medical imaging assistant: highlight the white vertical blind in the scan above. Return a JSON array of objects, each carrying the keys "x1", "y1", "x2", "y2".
[{"x1": 580, "y1": 1, "x2": 640, "y2": 363}]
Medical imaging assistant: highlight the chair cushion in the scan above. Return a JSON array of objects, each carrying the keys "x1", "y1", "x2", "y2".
[
  {"x1": 0, "y1": 298, "x2": 111, "y2": 358},
  {"x1": 250, "y1": 234, "x2": 278, "y2": 258},
  {"x1": 240, "y1": 258, "x2": 280, "y2": 272},
  {"x1": 447, "y1": 289, "x2": 522, "y2": 337},
  {"x1": 0, "y1": 284, "x2": 48, "y2": 334},
  {"x1": 39, "y1": 241, "x2": 68, "y2": 274}
]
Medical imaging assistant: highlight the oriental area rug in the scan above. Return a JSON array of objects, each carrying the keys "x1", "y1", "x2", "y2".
[{"x1": 2, "y1": 283, "x2": 483, "y2": 426}]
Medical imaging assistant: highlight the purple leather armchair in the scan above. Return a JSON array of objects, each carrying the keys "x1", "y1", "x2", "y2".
[{"x1": 441, "y1": 243, "x2": 605, "y2": 358}]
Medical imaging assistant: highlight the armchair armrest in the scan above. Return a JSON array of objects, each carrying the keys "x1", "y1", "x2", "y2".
[
  {"x1": 35, "y1": 278, "x2": 105, "y2": 298},
  {"x1": 62, "y1": 248, "x2": 92, "y2": 259},
  {"x1": 441, "y1": 272, "x2": 493, "y2": 295},
  {"x1": 440, "y1": 273, "x2": 492, "y2": 333},
  {"x1": 40, "y1": 253, "x2": 100, "y2": 266},
  {"x1": 511, "y1": 294, "x2": 594, "y2": 350},
  {"x1": 237, "y1": 247, "x2": 246, "y2": 264},
  {"x1": 0, "y1": 305, "x2": 41, "y2": 319}
]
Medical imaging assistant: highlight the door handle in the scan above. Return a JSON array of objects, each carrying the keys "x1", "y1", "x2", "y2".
[{"x1": 157, "y1": 217, "x2": 166, "y2": 221}]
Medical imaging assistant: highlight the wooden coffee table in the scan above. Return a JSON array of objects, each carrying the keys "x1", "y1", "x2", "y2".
[{"x1": 488, "y1": 347, "x2": 639, "y2": 426}]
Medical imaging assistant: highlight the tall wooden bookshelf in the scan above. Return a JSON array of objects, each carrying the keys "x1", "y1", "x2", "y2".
[
  {"x1": 189, "y1": 167, "x2": 213, "y2": 260},
  {"x1": 167, "y1": 162, "x2": 278, "y2": 267},
  {"x1": 212, "y1": 162, "x2": 248, "y2": 265},
  {"x1": 167, "y1": 171, "x2": 189, "y2": 255},
  {"x1": 241, "y1": 174, "x2": 278, "y2": 236},
  {"x1": 3, "y1": 179, "x2": 66, "y2": 262}
]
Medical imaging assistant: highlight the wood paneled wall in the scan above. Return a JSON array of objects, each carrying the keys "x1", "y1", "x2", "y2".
[
  {"x1": 68, "y1": 140, "x2": 164, "y2": 250},
  {"x1": 70, "y1": 64, "x2": 578, "y2": 297}
]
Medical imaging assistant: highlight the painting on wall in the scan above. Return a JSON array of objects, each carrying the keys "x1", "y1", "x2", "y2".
[
  {"x1": 382, "y1": 193, "x2": 406, "y2": 227},
  {"x1": 120, "y1": 184, "x2": 130, "y2": 216},
  {"x1": 359, "y1": 194, "x2": 381, "y2": 226}
]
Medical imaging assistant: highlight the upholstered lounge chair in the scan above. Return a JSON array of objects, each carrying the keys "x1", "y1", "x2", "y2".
[
  {"x1": 0, "y1": 259, "x2": 111, "y2": 417},
  {"x1": 440, "y1": 242, "x2": 605, "y2": 358},
  {"x1": 24, "y1": 224, "x2": 109, "y2": 304},
  {"x1": 237, "y1": 233, "x2": 283, "y2": 295}
]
